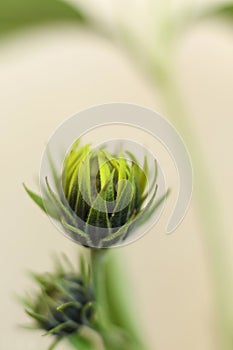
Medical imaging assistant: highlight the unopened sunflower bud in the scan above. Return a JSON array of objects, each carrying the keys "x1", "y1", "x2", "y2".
[
  {"x1": 25, "y1": 139, "x2": 166, "y2": 248},
  {"x1": 24, "y1": 269, "x2": 94, "y2": 338}
]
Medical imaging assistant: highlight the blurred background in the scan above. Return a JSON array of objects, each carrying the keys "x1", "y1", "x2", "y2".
[{"x1": 0, "y1": 0, "x2": 233, "y2": 349}]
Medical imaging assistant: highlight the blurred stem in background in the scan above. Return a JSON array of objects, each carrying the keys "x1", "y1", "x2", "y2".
[
  {"x1": 113, "y1": 4, "x2": 233, "y2": 348},
  {"x1": 151, "y1": 68, "x2": 233, "y2": 350},
  {"x1": 114, "y1": 3, "x2": 233, "y2": 345}
]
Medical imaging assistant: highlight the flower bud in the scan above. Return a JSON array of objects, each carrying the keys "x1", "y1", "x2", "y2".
[
  {"x1": 25, "y1": 139, "x2": 167, "y2": 248},
  {"x1": 24, "y1": 267, "x2": 94, "y2": 338}
]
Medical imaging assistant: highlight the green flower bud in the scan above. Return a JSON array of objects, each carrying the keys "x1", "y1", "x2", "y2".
[
  {"x1": 23, "y1": 263, "x2": 94, "y2": 339},
  {"x1": 25, "y1": 139, "x2": 168, "y2": 248},
  {"x1": 60, "y1": 140, "x2": 150, "y2": 246}
]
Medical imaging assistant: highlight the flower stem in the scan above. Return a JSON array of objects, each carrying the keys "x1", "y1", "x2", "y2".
[
  {"x1": 90, "y1": 248, "x2": 148, "y2": 350},
  {"x1": 152, "y1": 68, "x2": 233, "y2": 349},
  {"x1": 68, "y1": 333, "x2": 95, "y2": 350}
]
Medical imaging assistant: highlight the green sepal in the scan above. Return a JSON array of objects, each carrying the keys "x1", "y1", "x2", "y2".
[
  {"x1": 81, "y1": 301, "x2": 94, "y2": 325},
  {"x1": 117, "y1": 154, "x2": 129, "y2": 197},
  {"x1": 101, "y1": 184, "x2": 159, "y2": 246},
  {"x1": 61, "y1": 218, "x2": 91, "y2": 246},
  {"x1": 64, "y1": 143, "x2": 90, "y2": 199},
  {"x1": 57, "y1": 301, "x2": 82, "y2": 312},
  {"x1": 98, "y1": 150, "x2": 112, "y2": 190},
  {"x1": 137, "y1": 189, "x2": 171, "y2": 226},
  {"x1": 25, "y1": 309, "x2": 48, "y2": 324},
  {"x1": 100, "y1": 213, "x2": 136, "y2": 247},
  {"x1": 43, "y1": 321, "x2": 78, "y2": 336},
  {"x1": 139, "y1": 160, "x2": 158, "y2": 207},
  {"x1": 23, "y1": 184, "x2": 46, "y2": 213},
  {"x1": 110, "y1": 179, "x2": 134, "y2": 228},
  {"x1": 48, "y1": 338, "x2": 62, "y2": 350},
  {"x1": 45, "y1": 177, "x2": 77, "y2": 226},
  {"x1": 127, "y1": 151, "x2": 148, "y2": 195},
  {"x1": 86, "y1": 172, "x2": 115, "y2": 234}
]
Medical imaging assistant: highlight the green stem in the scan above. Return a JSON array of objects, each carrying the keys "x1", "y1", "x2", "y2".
[
  {"x1": 90, "y1": 248, "x2": 147, "y2": 350},
  {"x1": 68, "y1": 335, "x2": 83, "y2": 349},
  {"x1": 90, "y1": 248, "x2": 119, "y2": 350},
  {"x1": 67, "y1": 333, "x2": 95, "y2": 350},
  {"x1": 152, "y1": 69, "x2": 233, "y2": 349}
]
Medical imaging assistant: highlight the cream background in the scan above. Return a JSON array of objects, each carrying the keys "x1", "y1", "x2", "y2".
[{"x1": 0, "y1": 12, "x2": 233, "y2": 350}]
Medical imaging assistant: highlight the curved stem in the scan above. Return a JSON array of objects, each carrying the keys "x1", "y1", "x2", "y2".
[{"x1": 152, "y1": 69, "x2": 233, "y2": 349}]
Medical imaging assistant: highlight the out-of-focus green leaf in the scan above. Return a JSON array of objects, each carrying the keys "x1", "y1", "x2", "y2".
[
  {"x1": 202, "y1": 3, "x2": 233, "y2": 23},
  {"x1": 0, "y1": 0, "x2": 88, "y2": 38}
]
